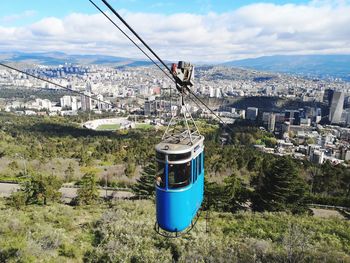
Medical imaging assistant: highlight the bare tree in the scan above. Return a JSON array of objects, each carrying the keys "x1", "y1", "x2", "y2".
[{"x1": 282, "y1": 223, "x2": 310, "y2": 263}]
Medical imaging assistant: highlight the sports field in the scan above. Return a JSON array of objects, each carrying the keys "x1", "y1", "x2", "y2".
[{"x1": 96, "y1": 124, "x2": 121, "y2": 131}]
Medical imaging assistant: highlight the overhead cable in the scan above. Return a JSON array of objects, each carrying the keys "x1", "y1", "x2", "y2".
[
  {"x1": 0, "y1": 62, "x2": 113, "y2": 107},
  {"x1": 93, "y1": 0, "x2": 233, "y2": 131}
]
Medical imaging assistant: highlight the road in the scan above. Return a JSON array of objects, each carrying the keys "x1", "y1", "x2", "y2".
[{"x1": 0, "y1": 182, "x2": 133, "y2": 200}]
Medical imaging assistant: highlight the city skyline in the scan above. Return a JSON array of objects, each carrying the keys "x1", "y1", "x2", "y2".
[{"x1": 0, "y1": 0, "x2": 350, "y2": 62}]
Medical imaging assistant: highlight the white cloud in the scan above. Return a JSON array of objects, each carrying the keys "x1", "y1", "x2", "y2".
[
  {"x1": 1, "y1": 10, "x2": 36, "y2": 23},
  {"x1": 0, "y1": 1, "x2": 350, "y2": 62},
  {"x1": 30, "y1": 17, "x2": 65, "y2": 36}
]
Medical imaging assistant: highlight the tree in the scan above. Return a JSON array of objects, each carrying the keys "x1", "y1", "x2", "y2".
[
  {"x1": 64, "y1": 162, "x2": 75, "y2": 182},
  {"x1": 21, "y1": 173, "x2": 62, "y2": 205},
  {"x1": 282, "y1": 223, "x2": 310, "y2": 263},
  {"x1": 132, "y1": 163, "x2": 156, "y2": 199},
  {"x1": 247, "y1": 155, "x2": 263, "y2": 171},
  {"x1": 125, "y1": 161, "x2": 136, "y2": 178},
  {"x1": 222, "y1": 173, "x2": 250, "y2": 212},
  {"x1": 76, "y1": 172, "x2": 99, "y2": 205},
  {"x1": 251, "y1": 157, "x2": 309, "y2": 214}
]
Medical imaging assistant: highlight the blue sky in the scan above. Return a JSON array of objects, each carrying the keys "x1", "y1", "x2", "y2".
[
  {"x1": 1, "y1": 0, "x2": 310, "y2": 26},
  {"x1": 0, "y1": 0, "x2": 349, "y2": 62}
]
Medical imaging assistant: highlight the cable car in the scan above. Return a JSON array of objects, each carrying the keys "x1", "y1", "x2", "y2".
[
  {"x1": 155, "y1": 131, "x2": 205, "y2": 233},
  {"x1": 152, "y1": 60, "x2": 204, "y2": 234}
]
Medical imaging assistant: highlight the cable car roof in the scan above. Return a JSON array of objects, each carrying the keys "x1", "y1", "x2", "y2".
[{"x1": 155, "y1": 134, "x2": 204, "y2": 155}]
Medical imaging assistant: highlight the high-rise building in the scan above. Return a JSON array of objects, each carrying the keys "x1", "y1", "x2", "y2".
[
  {"x1": 81, "y1": 92, "x2": 92, "y2": 111},
  {"x1": 285, "y1": 110, "x2": 300, "y2": 125},
  {"x1": 96, "y1": 94, "x2": 104, "y2": 111},
  {"x1": 329, "y1": 91, "x2": 344, "y2": 124},
  {"x1": 246, "y1": 107, "x2": 258, "y2": 121},
  {"x1": 85, "y1": 82, "x2": 92, "y2": 93},
  {"x1": 144, "y1": 97, "x2": 156, "y2": 116},
  {"x1": 323, "y1": 89, "x2": 334, "y2": 107}
]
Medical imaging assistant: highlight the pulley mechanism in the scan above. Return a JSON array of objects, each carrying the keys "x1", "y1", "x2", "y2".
[{"x1": 171, "y1": 61, "x2": 194, "y2": 93}]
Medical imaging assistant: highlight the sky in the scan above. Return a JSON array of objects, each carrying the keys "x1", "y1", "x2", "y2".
[{"x1": 0, "y1": 0, "x2": 350, "y2": 62}]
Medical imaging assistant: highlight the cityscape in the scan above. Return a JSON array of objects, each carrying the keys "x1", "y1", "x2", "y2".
[{"x1": 1, "y1": 62, "x2": 350, "y2": 166}]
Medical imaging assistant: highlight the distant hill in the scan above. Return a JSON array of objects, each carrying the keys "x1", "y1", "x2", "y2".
[
  {"x1": 222, "y1": 55, "x2": 350, "y2": 81},
  {"x1": 0, "y1": 51, "x2": 153, "y2": 67}
]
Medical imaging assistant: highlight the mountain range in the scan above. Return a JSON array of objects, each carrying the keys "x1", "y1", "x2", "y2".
[
  {"x1": 0, "y1": 51, "x2": 152, "y2": 67},
  {"x1": 222, "y1": 55, "x2": 350, "y2": 81},
  {"x1": 1, "y1": 52, "x2": 349, "y2": 81}
]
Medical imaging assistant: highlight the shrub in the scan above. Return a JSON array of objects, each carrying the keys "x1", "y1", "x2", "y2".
[{"x1": 7, "y1": 191, "x2": 26, "y2": 209}]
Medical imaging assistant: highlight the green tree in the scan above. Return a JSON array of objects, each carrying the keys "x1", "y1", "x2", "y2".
[
  {"x1": 21, "y1": 173, "x2": 62, "y2": 205},
  {"x1": 222, "y1": 173, "x2": 250, "y2": 212},
  {"x1": 125, "y1": 161, "x2": 136, "y2": 178},
  {"x1": 204, "y1": 179, "x2": 226, "y2": 211},
  {"x1": 251, "y1": 157, "x2": 309, "y2": 214},
  {"x1": 247, "y1": 156, "x2": 262, "y2": 171},
  {"x1": 76, "y1": 172, "x2": 99, "y2": 205},
  {"x1": 131, "y1": 163, "x2": 155, "y2": 199},
  {"x1": 261, "y1": 136, "x2": 277, "y2": 148}
]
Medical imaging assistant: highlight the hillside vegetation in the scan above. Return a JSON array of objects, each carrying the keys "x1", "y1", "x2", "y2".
[
  {"x1": 1, "y1": 112, "x2": 350, "y2": 262},
  {"x1": 0, "y1": 199, "x2": 349, "y2": 262}
]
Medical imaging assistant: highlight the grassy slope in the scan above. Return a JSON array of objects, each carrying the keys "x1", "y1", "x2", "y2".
[{"x1": 0, "y1": 198, "x2": 349, "y2": 262}]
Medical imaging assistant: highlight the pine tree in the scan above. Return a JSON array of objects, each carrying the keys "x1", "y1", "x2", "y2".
[
  {"x1": 132, "y1": 163, "x2": 156, "y2": 199},
  {"x1": 21, "y1": 173, "x2": 62, "y2": 205},
  {"x1": 76, "y1": 172, "x2": 99, "y2": 205},
  {"x1": 251, "y1": 157, "x2": 309, "y2": 214},
  {"x1": 223, "y1": 173, "x2": 250, "y2": 212}
]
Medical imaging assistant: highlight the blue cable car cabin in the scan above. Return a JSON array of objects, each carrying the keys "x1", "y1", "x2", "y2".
[{"x1": 155, "y1": 133, "x2": 205, "y2": 233}]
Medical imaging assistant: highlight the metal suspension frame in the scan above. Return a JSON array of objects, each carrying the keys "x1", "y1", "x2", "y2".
[{"x1": 162, "y1": 92, "x2": 201, "y2": 145}]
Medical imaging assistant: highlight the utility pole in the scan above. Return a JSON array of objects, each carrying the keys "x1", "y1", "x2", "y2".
[{"x1": 104, "y1": 168, "x2": 108, "y2": 199}]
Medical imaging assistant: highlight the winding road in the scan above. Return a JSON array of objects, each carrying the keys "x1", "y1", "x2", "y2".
[{"x1": 0, "y1": 182, "x2": 133, "y2": 200}]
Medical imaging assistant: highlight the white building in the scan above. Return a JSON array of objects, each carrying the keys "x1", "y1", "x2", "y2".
[
  {"x1": 268, "y1": 113, "x2": 276, "y2": 132},
  {"x1": 215, "y1": 88, "x2": 221, "y2": 98},
  {"x1": 60, "y1": 95, "x2": 73, "y2": 108},
  {"x1": 35, "y1": 99, "x2": 52, "y2": 111},
  {"x1": 72, "y1": 97, "x2": 79, "y2": 111},
  {"x1": 209, "y1": 87, "x2": 215, "y2": 98}
]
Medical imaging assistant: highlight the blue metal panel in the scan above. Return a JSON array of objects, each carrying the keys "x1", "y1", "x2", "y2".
[{"x1": 156, "y1": 168, "x2": 204, "y2": 232}]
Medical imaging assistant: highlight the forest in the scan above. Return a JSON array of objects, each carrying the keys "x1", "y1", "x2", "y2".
[{"x1": 0, "y1": 112, "x2": 349, "y2": 262}]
